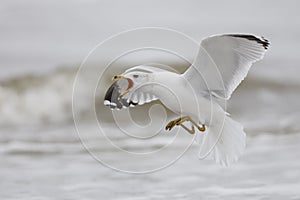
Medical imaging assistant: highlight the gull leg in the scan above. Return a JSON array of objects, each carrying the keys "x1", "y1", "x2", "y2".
[
  {"x1": 178, "y1": 116, "x2": 205, "y2": 132},
  {"x1": 165, "y1": 117, "x2": 181, "y2": 131},
  {"x1": 165, "y1": 116, "x2": 206, "y2": 134},
  {"x1": 179, "y1": 122, "x2": 195, "y2": 134},
  {"x1": 176, "y1": 116, "x2": 198, "y2": 134}
]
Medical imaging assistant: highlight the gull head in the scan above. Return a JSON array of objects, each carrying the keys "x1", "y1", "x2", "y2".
[
  {"x1": 111, "y1": 72, "x2": 149, "y2": 97},
  {"x1": 104, "y1": 70, "x2": 150, "y2": 109}
]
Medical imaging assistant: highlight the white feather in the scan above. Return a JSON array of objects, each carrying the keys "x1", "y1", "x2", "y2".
[
  {"x1": 104, "y1": 34, "x2": 269, "y2": 166},
  {"x1": 199, "y1": 116, "x2": 246, "y2": 166},
  {"x1": 184, "y1": 34, "x2": 269, "y2": 99}
]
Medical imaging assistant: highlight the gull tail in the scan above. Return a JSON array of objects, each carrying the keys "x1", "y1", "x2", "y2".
[{"x1": 198, "y1": 115, "x2": 246, "y2": 166}]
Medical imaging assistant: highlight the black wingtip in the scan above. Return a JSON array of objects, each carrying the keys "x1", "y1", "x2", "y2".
[
  {"x1": 261, "y1": 36, "x2": 270, "y2": 50},
  {"x1": 227, "y1": 34, "x2": 270, "y2": 50}
]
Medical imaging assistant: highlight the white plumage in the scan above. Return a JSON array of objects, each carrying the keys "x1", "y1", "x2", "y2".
[{"x1": 104, "y1": 34, "x2": 270, "y2": 165}]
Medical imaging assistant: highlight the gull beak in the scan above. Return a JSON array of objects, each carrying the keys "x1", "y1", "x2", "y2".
[
  {"x1": 111, "y1": 75, "x2": 133, "y2": 98},
  {"x1": 112, "y1": 75, "x2": 124, "y2": 81}
]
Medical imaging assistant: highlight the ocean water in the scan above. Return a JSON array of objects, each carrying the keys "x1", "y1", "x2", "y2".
[{"x1": 1, "y1": 0, "x2": 300, "y2": 199}]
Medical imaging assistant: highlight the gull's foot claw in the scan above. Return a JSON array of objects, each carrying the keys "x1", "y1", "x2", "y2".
[
  {"x1": 165, "y1": 120, "x2": 176, "y2": 131},
  {"x1": 166, "y1": 117, "x2": 187, "y2": 131}
]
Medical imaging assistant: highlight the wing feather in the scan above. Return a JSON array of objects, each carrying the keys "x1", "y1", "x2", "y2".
[
  {"x1": 104, "y1": 65, "x2": 163, "y2": 110},
  {"x1": 184, "y1": 34, "x2": 270, "y2": 99}
]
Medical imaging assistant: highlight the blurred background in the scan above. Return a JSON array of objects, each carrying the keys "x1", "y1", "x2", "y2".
[{"x1": 1, "y1": 0, "x2": 300, "y2": 199}]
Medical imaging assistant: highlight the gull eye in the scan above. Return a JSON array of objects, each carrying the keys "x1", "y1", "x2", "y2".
[{"x1": 133, "y1": 74, "x2": 139, "y2": 78}]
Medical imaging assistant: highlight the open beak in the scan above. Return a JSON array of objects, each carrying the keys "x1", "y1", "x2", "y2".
[{"x1": 111, "y1": 75, "x2": 133, "y2": 98}]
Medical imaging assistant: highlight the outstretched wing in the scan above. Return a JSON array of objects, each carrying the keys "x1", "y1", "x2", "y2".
[
  {"x1": 104, "y1": 65, "x2": 167, "y2": 110},
  {"x1": 184, "y1": 34, "x2": 270, "y2": 99}
]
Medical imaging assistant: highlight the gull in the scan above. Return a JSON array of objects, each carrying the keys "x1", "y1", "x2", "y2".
[{"x1": 104, "y1": 34, "x2": 270, "y2": 165}]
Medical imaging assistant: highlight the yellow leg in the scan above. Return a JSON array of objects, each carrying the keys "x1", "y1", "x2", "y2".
[
  {"x1": 165, "y1": 119, "x2": 179, "y2": 131},
  {"x1": 165, "y1": 116, "x2": 206, "y2": 134}
]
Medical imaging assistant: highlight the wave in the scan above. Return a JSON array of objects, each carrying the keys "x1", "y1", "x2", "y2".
[
  {"x1": 0, "y1": 64, "x2": 299, "y2": 129},
  {"x1": 0, "y1": 67, "x2": 78, "y2": 127}
]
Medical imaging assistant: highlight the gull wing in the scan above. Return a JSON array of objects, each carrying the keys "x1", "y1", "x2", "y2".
[
  {"x1": 183, "y1": 34, "x2": 270, "y2": 99},
  {"x1": 104, "y1": 80, "x2": 158, "y2": 110},
  {"x1": 123, "y1": 64, "x2": 169, "y2": 74},
  {"x1": 104, "y1": 65, "x2": 168, "y2": 110}
]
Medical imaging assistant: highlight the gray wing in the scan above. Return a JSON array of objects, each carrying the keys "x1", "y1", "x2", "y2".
[{"x1": 184, "y1": 34, "x2": 270, "y2": 99}]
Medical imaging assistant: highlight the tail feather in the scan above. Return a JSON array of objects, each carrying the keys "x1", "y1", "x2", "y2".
[{"x1": 199, "y1": 116, "x2": 246, "y2": 166}]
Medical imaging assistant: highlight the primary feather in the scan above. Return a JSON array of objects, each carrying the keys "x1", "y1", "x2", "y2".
[{"x1": 184, "y1": 34, "x2": 269, "y2": 99}]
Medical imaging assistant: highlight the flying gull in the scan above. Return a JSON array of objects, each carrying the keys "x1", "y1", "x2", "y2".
[{"x1": 104, "y1": 34, "x2": 270, "y2": 165}]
